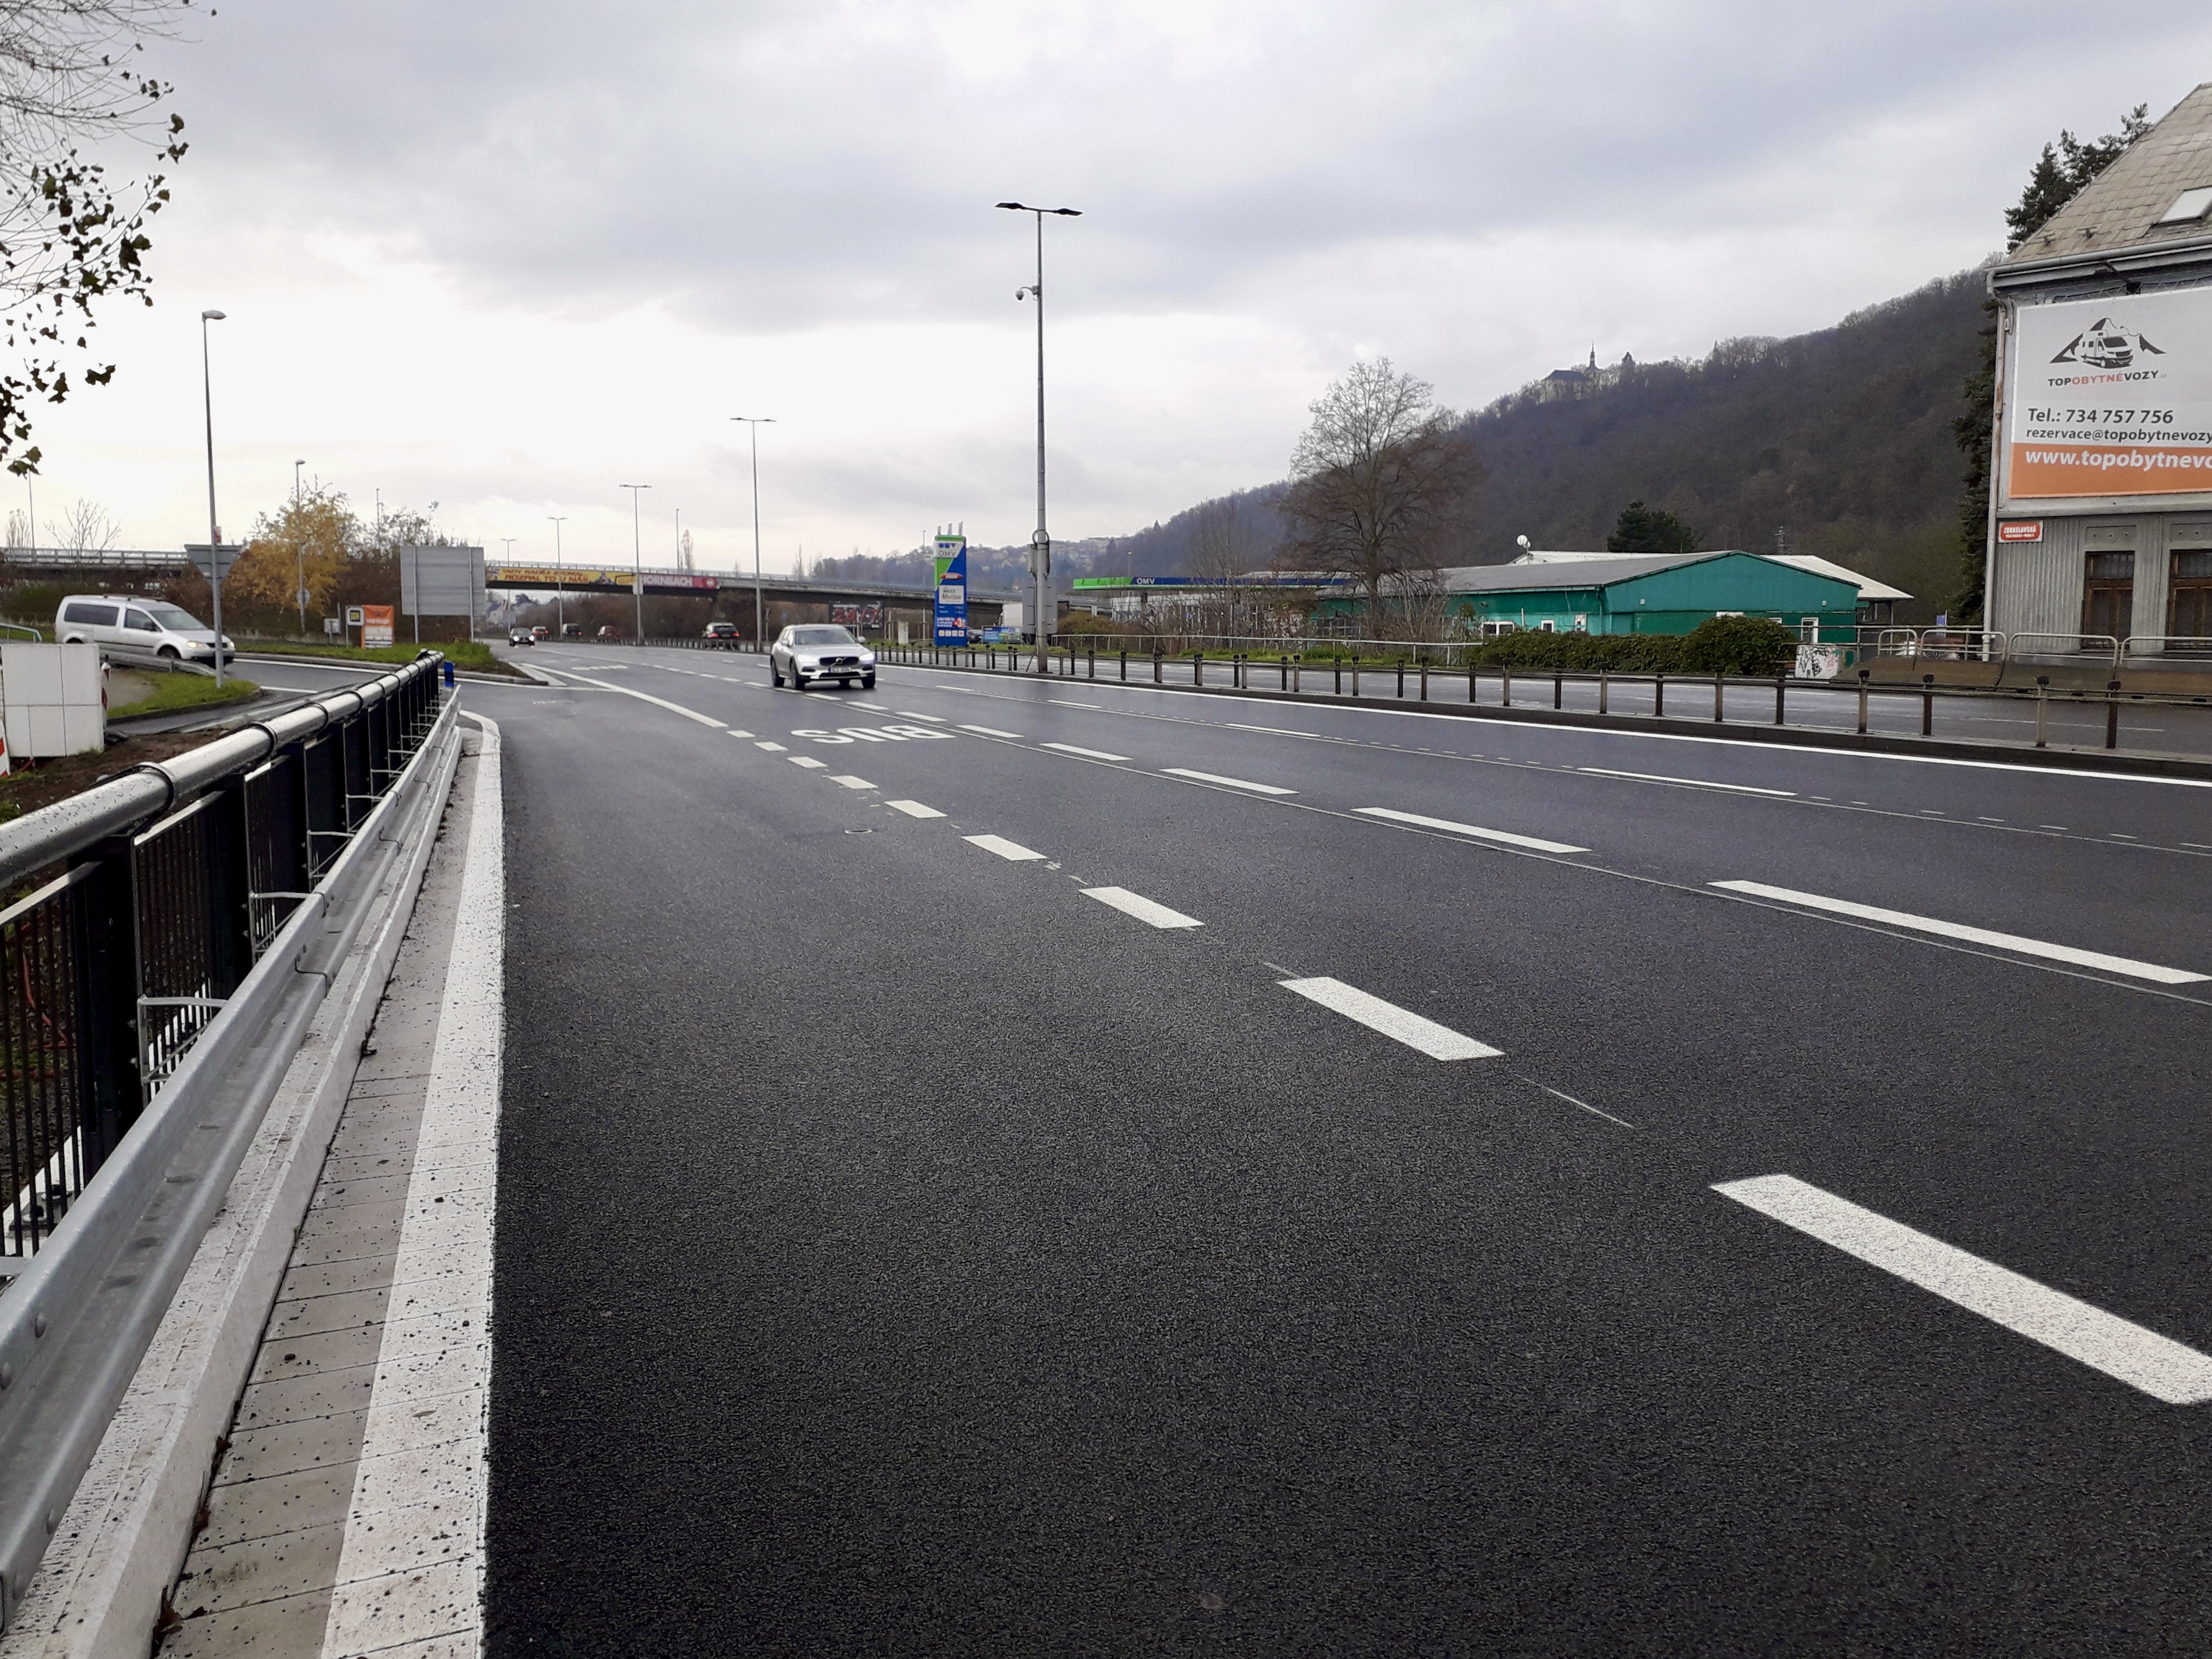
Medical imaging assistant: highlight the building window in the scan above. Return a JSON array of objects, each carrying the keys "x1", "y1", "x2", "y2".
[
  {"x1": 2082, "y1": 550, "x2": 2134, "y2": 641},
  {"x1": 2170, "y1": 548, "x2": 2212, "y2": 642}
]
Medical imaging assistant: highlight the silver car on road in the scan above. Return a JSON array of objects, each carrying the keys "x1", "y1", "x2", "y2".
[{"x1": 771, "y1": 624, "x2": 876, "y2": 690}]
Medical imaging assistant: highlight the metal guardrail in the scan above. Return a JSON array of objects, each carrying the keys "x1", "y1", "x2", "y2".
[{"x1": 0, "y1": 653, "x2": 451, "y2": 1631}]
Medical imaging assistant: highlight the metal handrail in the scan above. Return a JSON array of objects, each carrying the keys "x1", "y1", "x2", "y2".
[
  {"x1": 0, "y1": 654, "x2": 452, "y2": 1631},
  {"x1": 2121, "y1": 635, "x2": 2212, "y2": 660},
  {"x1": 2005, "y1": 632, "x2": 2121, "y2": 668}
]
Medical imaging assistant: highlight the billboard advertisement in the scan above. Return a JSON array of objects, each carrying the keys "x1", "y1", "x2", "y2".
[
  {"x1": 831, "y1": 602, "x2": 884, "y2": 629},
  {"x1": 933, "y1": 533, "x2": 967, "y2": 645},
  {"x1": 2005, "y1": 289, "x2": 2212, "y2": 500},
  {"x1": 360, "y1": 604, "x2": 395, "y2": 647}
]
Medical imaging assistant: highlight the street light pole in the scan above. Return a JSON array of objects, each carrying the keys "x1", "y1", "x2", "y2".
[
  {"x1": 293, "y1": 457, "x2": 306, "y2": 634},
  {"x1": 200, "y1": 308, "x2": 229, "y2": 688},
  {"x1": 548, "y1": 516, "x2": 567, "y2": 636},
  {"x1": 731, "y1": 418, "x2": 774, "y2": 649},
  {"x1": 997, "y1": 201, "x2": 1081, "y2": 672},
  {"x1": 620, "y1": 483, "x2": 650, "y2": 638}
]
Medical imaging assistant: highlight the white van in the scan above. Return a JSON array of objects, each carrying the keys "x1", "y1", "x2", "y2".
[{"x1": 55, "y1": 595, "x2": 233, "y2": 666}]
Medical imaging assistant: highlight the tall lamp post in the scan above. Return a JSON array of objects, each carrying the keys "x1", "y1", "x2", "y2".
[
  {"x1": 731, "y1": 418, "x2": 774, "y2": 648},
  {"x1": 547, "y1": 516, "x2": 567, "y2": 636},
  {"x1": 996, "y1": 200, "x2": 1081, "y2": 671},
  {"x1": 620, "y1": 483, "x2": 650, "y2": 638},
  {"x1": 200, "y1": 308, "x2": 229, "y2": 688},
  {"x1": 293, "y1": 457, "x2": 307, "y2": 634}
]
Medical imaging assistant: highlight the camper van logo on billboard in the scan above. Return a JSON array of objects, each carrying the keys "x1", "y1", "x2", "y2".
[{"x1": 2050, "y1": 317, "x2": 2165, "y2": 371}]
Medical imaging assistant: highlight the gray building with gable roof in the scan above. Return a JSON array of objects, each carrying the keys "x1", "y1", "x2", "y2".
[{"x1": 1986, "y1": 83, "x2": 2212, "y2": 656}]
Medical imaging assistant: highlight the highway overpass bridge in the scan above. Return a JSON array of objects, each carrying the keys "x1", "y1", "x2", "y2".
[{"x1": 484, "y1": 561, "x2": 1022, "y2": 625}]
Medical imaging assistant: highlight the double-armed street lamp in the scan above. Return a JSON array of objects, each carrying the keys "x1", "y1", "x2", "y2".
[
  {"x1": 731, "y1": 417, "x2": 774, "y2": 646},
  {"x1": 619, "y1": 483, "x2": 650, "y2": 637},
  {"x1": 996, "y1": 200, "x2": 1081, "y2": 670}
]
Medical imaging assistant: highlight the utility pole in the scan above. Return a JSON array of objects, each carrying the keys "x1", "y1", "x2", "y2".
[
  {"x1": 621, "y1": 484, "x2": 650, "y2": 637},
  {"x1": 548, "y1": 516, "x2": 567, "y2": 636},
  {"x1": 200, "y1": 309, "x2": 229, "y2": 687},
  {"x1": 294, "y1": 458, "x2": 307, "y2": 634},
  {"x1": 997, "y1": 200, "x2": 1082, "y2": 671},
  {"x1": 732, "y1": 418, "x2": 774, "y2": 648}
]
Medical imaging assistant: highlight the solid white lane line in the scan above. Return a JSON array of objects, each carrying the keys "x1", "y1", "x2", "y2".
[
  {"x1": 1355, "y1": 806, "x2": 1588, "y2": 855},
  {"x1": 548, "y1": 671, "x2": 727, "y2": 728},
  {"x1": 1082, "y1": 886, "x2": 1202, "y2": 929},
  {"x1": 886, "y1": 800, "x2": 944, "y2": 819},
  {"x1": 965, "y1": 833, "x2": 1045, "y2": 861},
  {"x1": 1043, "y1": 741, "x2": 1130, "y2": 761},
  {"x1": 1050, "y1": 699, "x2": 1102, "y2": 708},
  {"x1": 789, "y1": 756, "x2": 828, "y2": 770},
  {"x1": 960, "y1": 724, "x2": 1025, "y2": 739},
  {"x1": 1714, "y1": 1174, "x2": 2212, "y2": 1404},
  {"x1": 1277, "y1": 976, "x2": 1500, "y2": 1060},
  {"x1": 1161, "y1": 766, "x2": 1296, "y2": 796},
  {"x1": 1581, "y1": 766, "x2": 1796, "y2": 797},
  {"x1": 830, "y1": 775, "x2": 875, "y2": 790},
  {"x1": 755, "y1": 741, "x2": 787, "y2": 751},
  {"x1": 895, "y1": 710, "x2": 948, "y2": 722},
  {"x1": 1709, "y1": 880, "x2": 2207, "y2": 984}
]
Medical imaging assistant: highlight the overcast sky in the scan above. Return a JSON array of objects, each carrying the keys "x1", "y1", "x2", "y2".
[{"x1": 20, "y1": 1, "x2": 2212, "y2": 572}]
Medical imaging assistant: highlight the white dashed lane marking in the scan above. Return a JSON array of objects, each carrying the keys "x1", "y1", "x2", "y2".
[
  {"x1": 830, "y1": 775, "x2": 875, "y2": 790},
  {"x1": 895, "y1": 711, "x2": 948, "y2": 723},
  {"x1": 756, "y1": 741, "x2": 787, "y2": 752},
  {"x1": 1082, "y1": 887, "x2": 1202, "y2": 929},
  {"x1": 1356, "y1": 807, "x2": 1589, "y2": 855},
  {"x1": 1161, "y1": 766, "x2": 1296, "y2": 796},
  {"x1": 1710, "y1": 880, "x2": 2208, "y2": 984},
  {"x1": 1580, "y1": 766, "x2": 1795, "y2": 797},
  {"x1": 1715, "y1": 1175, "x2": 2212, "y2": 1404},
  {"x1": 1043, "y1": 742, "x2": 1130, "y2": 761},
  {"x1": 789, "y1": 756, "x2": 828, "y2": 770},
  {"x1": 960, "y1": 724, "x2": 1025, "y2": 739},
  {"x1": 964, "y1": 833, "x2": 1046, "y2": 861},
  {"x1": 1277, "y1": 976, "x2": 1501, "y2": 1060},
  {"x1": 886, "y1": 800, "x2": 945, "y2": 819}
]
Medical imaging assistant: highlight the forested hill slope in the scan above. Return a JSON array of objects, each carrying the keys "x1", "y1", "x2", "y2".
[
  {"x1": 1460, "y1": 270, "x2": 1987, "y2": 610},
  {"x1": 818, "y1": 269, "x2": 1987, "y2": 617}
]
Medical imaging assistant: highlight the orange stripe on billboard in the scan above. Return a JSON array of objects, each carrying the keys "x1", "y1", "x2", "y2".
[{"x1": 2008, "y1": 443, "x2": 2212, "y2": 498}]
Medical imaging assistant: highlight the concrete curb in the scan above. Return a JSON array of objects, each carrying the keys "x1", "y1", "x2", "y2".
[
  {"x1": 0, "y1": 717, "x2": 464, "y2": 1659},
  {"x1": 878, "y1": 658, "x2": 2212, "y2": 781}
]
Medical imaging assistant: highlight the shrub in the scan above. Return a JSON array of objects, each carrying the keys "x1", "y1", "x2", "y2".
[
  {"x1": 1465, "y1": 614, "x2": 1799, "y2": 676},
  {"x1": 1675, "y1": 615, "x2": 1799, "y2": 676}
]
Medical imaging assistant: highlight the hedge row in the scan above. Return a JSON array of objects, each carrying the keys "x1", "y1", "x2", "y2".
[{"x1": 1468, "y1": 616, "x2": 1799, "y2": 677}]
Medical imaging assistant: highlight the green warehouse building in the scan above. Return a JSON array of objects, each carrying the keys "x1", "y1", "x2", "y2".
[{"x1": 1313, "y1": 551, "x2": 1865, "y2": 640}]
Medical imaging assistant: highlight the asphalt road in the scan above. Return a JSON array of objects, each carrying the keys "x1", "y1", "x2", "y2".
[{"x1": 476, "y1": 644, "x2": 2212, "y2": 1656}]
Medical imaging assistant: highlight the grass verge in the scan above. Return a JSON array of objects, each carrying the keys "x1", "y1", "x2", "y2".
[
  {"x1": 236, "y1": 639, "x2": 529, "y2": 678},
  {"x1": 109, "y1": 672, "x2": 261, "y2": 722}
]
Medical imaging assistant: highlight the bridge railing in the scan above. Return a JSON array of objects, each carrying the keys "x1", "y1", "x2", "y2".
[{"x1": 0, "y1": 654, "x2": 454, "y2": 1633}]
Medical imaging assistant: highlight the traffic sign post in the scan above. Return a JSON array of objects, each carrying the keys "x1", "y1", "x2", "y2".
[{"x1": 184, "y1": 543, "x2": 243, "y2": 686}]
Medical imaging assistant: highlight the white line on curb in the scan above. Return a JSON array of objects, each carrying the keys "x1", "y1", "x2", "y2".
[
  {"x1": 1355, "y1": 806, "x2": 1588, "y2": 855},
  {"x1": 1043, "y1": 741, "x2": 1130, "y2": 761},
  {"x1": 887, "y1": 800, "x2": 945, "y2": 819},
  {"x1": 1714, "y1": 1174, "x2": 2212, "y2": 1403},
  {"x1": 1162, "y1": 766, "x2": 1296, "y2": 795},
  {"x1": 318, "y1": 712, "x2": 503, "y2": 1657},
  {"x1": 830, "y1": 774, "x2": 875, "y2": 790},
  {"x1": 965, "y1": 833, "x2": 1045, "y2": 861},
  {"x1": 1709, "y1": 880, "x2": 2207, "y2": 984},
  {"x1": 1082, "y1": 886, "x2": 1203, "y2": 929},
  {"x1": 1276, "y1": 976, "x2": 1501, "y2": 1060},
  {"x1": 1582, "y1": 766, "x2": 1796, "y2": 796},
  {"x1": 960, "y1": 724, "x2": 1025, "y2": 739}
]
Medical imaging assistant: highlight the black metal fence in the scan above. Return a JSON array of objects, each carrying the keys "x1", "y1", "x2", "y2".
[{"x1": 0, "y1": 660, "x2": 445, "y2": 1269}]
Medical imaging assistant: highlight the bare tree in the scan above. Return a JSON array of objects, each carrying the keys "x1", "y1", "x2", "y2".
[
  {"x1": 48, "y1": 493, "x2": 118, "y2": 551},
  {"x1": 1279, "y1": 359, "x2": 1479, "y2": 634},
  {"x1": 0, "y1": 1, "x2": 193, "y2": 476},
  {"x1": 1188, "y1": 494, "x2": 1254, "y2": 638}
]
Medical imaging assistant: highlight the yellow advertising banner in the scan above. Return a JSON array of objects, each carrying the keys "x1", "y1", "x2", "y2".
[
  {"x1": 487, "y1": 566, "x2": 618, "y2": 587},
  {"x1": 2006, "y1": 289, "x2": 2212, "y2": 500}
]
